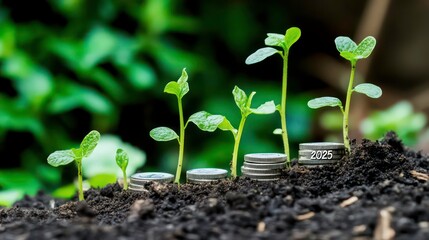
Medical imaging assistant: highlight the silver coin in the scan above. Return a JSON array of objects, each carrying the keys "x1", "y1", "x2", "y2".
[
  {"x1": 130, "y1": 172, "x2": 174, "y2": 183},
  {"x1": 298, "y1": 149, "x2": 345, "y2": 155},
  {"x1": 129, "y1": 186, "x2": 146, "y2": 192},
  {"x1": 241, "y1": 166, "x2": 282, "y2": 174},
  {"x1": 298, "y1": 159, "x2": 339, "y2": 165},
  {"x1": 129, "y1": 182, "x2": 145, "y2": 189},
  {"x1": 298, "y1": 155, "x2": 344, "y2": 161},
  {"x1": 299, "y1": 142, "x2": 345, "y2": 150},
  {"x1": 186, "y1": 168, "x2": 228, "y2": 179},
  {"x1": 187, "y1": 178, "x2": 224, "y2": 184},
  {"x1": 243, "y1": 161, "x2": 286, "y2": 169},
  {"x1": 244, "y1": 153, "x2": 287, "y2": 163},
  {"x1": 242, "y1": 172, "x2": 281, "y2": 179}
]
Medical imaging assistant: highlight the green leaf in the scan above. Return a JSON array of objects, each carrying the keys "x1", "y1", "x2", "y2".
[
  {"x1": 245, "y1": 47, "x2": 278, "y2": 65},
  {"x1": 353, "y1": 36, "x2": 376, "y2": 59},
  {"x1": 188, "y1": 111, "x2": 225, "y2": 132},
  {"x1": 81, "y1": 26, "x2": 117, "y2": 69},
  {"x1": 87, "y1": 173, "x2": 117, "y2": 188},
  {"x1": 164, "y1": 68, "x2": 189, "y2": 99},
  {"x1": 125, "y1": 62, "x2": 156, "y2": 90},
  {"x1": 47, "y1": 149, "x2": 75, "y2": 167},
  {"x1": 284, "y1": 27, "x2": 301, "y2": 49},
  {"x1": 218, "y1": 117, "x2": 236, "y2": 133},
  {"x1": 81, "y1": 130, "x2": 101, "y2": 157},
  {"x1": 273, "y1": 128, "x2": 283, "y2": 135},
  {"x1": 116, "y1": 148, "x2": 129, "y2": 170},
  {"x1": 335, "y1": 36, "x2": 357, "y2": 53},
  {"x1": 232, "y1": 86, "x2": 248, "y2": 113},
  {"x1": 265, "y1": 33, "x2": 284, "y2": 47},
  {"x1": 250, "y1": 101, "x2": 276, "y2": 114},
  {"x1": 308, "y1": 97, "x2": 343, "y2": 109},
  {"x1": 354, "y1": 83, "x2": 382, "y2": 98},
  {"x1": 150, "y1": 127, "x2": 179, "y2": 141}
]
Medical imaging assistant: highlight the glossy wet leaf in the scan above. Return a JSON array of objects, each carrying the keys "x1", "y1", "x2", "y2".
[
  {"x1": 245, "y1": 47, "x2": 278, "y2": 64},
  {"x1": 116, "y1": 148, "x2": 129, "y2": 170},
  {"x1": 164, "y1": 68, "x2": 189, "y2": 99},
  {"x1": 354, "y1": 83, "x2": 382, "y2": 98},
  {"x1": 47, "y1": 149, "x2": 75, "y2": 167},
  {"x1": 150, "y1": 127, "x2": 179, "y2": 141},
  {"x1": 250, "y1": 101, "x2": 276, "y2": 114},
  {"x1": 335, "y1": 37, "x2": 357, "y2": 53},
  {"x1": 284, "y1": 27, "x2": 301, "y2": 49},
  {"x1": 81, "y1": 130, "x2": 101, "y2": 157},
  {"x1": 308, "y1": 97, "x2": 342, "y2": 109},
  {"x1": 232, "y1": 86, "x2": 248, "y2": 113},
  {"x1": 353, "y1": 36, "x2": 376, "y2": 59},
  {"x1": 218, "y1": 117, "x2": 236, "y2": 134},
  {"x1": 188, "y1": 111, "x2": 226, "y2": 132},
  {"x1": 264, "y1": 33, "x2": 284, "y2": 47}
]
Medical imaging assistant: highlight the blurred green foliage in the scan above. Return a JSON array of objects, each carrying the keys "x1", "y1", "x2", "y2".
[{"x1": 361, "y1": 101, "x2": 427, "y2": 146}]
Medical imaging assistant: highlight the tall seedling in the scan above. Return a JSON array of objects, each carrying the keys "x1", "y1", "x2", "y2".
[
  {"x1": 245, "y1": 27, "x2": 301, "y2": 165},
  {"x1": 47, "y1": 130, "x2": 100, "y2": 201},
  {"x1": 150, "y1": 69, "x2": 238, "y2": 184},
  {"x1": 308, "y1": 36, "x2": 382, "y2": 152}
]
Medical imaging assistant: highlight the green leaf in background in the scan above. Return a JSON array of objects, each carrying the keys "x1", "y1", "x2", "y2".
[
  {"x1": 232, "y1": 86, "x2": 248, "y2": 113},
  {"x1": 0, "y1": 190, "x2": 24, "y2": 207},
  {"x1": 188, "y1": 111, "x2": 226, "y2": 132},
  {"x1": 51, "y1": 183, "x2": 76, "y2": 199},
  {"x1": 0, "y1": 21, "x2": 15, "y2": 58},
  {"x1": 124, "y1": 62, "x2": 156, "y2": 90},
  {"x1": 150, "y1": 127, "x2": 179, "y2": 141},
  {"x1": 264, "y1": 33, "x2": 284, "y2": 47},
  {"x1": 354, "y1": 83, "x2": 382, "y2": 98},
  {"x1": 245, "y1": 47, "x2": 278, "y2": 64},
  {"x1": 308, "y1": 97, "x2": 343, "y2": 109},
  {"x1": 80, "y1": 130, "x2": 101, "y2": 157},
  {"x1": 81, "y1": 26, "x2": 117, "y2": 69},
  {"x1": 116, "y1": 148, "x2": 129, "y2": 170},
  {"x1": 284, "y1": 27, "x2": 301, "y2": 49},
  {"x1": 87, "y1": 173, "x2": 117, "y2": 188},
  {"x1": 0, "y1": 169, "x2": 42, "y2": 196},
  {"x1": 250, "y1": 101, "x2": 276, "y2": 114},
  {"x1": 47, "y1": 150, "x2": 75, "y2": 167}
]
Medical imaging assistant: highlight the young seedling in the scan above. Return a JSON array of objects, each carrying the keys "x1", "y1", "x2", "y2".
[
  {"x1": 187, "y1": 86, "x2": 276, "y2": 178},
  {"x1": 245, "y1": 26, "x2": 301, "y2": 165},
  {"x1": 47, "y1": 130, "x2": 100, "y2": 201},
  {"x1": 115, "y1": 148, "x2": 129, "y2": 190},
  {"x1": 150, "y1": 68, "x2": 237, "y2": 184},
  {"x1": 308, "y1": 36, "x2": 382, "y2": 152}
]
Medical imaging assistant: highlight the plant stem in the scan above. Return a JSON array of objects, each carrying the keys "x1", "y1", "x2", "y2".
[
  {"x1": 175, "y1": 98, "x2": 185, "y2": 184},
  {"x1": 231, "y1": 115, "x2": 247, "y2": 178},
  {"x1": 343, "y1": 61, "x2": 356, "y2": 152},
  {"x1": 76, "y1": 159, "x2": 84, "y2": 201},
  {"x1": 280, "y1": 51, "x2": 290, "y2": 164},
  {"x1": 122, "y1": 170, "x2": 128, "y2": 190}
]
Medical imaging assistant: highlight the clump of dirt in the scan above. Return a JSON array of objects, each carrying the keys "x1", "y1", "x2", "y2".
[{"x1": 1, "y1": 132, "x2": 429, "y2": 239}]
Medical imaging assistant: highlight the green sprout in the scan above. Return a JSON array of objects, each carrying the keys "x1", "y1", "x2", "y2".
[
  {"x1": 150, "y1": 68, "x2": 234, "y2": 184},
  {"x1": 115, "y1": 148, "x2": 129, "y2": 190},
  {"x1": 47, "y1": 130, "x2": 100, "y2": 201},
  {"x1": 245, "y1": 27, "x2": 301, "y2": 165},
  {"x1": 188, "y1": 86, "x2": 276, "y2": 178},
  {"x1": 308, "y1": 36, "x2": 382, "y2": 152}
]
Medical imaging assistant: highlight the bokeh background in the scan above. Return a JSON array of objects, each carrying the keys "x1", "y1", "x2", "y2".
[{"x1": 1, "y1": 0, "x2": 429, "y2": 205}]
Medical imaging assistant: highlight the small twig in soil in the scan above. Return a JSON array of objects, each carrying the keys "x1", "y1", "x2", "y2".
[
  {"x1": 257, "y1": 222, "x2": 266, "y2": 232},
  {"x1": 410, "y1": 170, "x2": 429, "y2": 181},
  {"x1": 340, "y1": 196, "x2": 359, "y2": 208},
  {"x1": 295, "y1": 211, "x2": 315, "y2": 221},
  {"x1": 374, "y1": 208, "x2": 395, "y2": 240}
]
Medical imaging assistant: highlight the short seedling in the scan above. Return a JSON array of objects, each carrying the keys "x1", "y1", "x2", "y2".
[
  {"x1": 245, "y1": 27, "x2": 301, "y2": 165},
  {"x1": 308, "y1": 36, "x2": 382, "y2": 152},
  {"x1": 115, "y1": 148, "x2": 129, "y2": 190},
  {"x1": 150, "y1": 68, "x2": 236, "y2": 184},
  {"x1": 47, "y1": 130, "x2": 100, "y2": 201},
  {"x1": 188, "y1": 86, "x2": 276, "y2": 178}
]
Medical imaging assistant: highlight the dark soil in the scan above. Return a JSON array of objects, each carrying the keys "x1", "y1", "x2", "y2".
[{"x1": 1, "y1": 132, "x2": 429, "y2": 240}]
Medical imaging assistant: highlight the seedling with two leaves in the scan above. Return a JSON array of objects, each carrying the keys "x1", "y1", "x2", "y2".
[
  {"x1": 115, "y1": 148, "x2": 129, "y2": 190},
  {"x1": 308, "y1": 36, "x2": 382, "y2": 152},
  {"x1": 47, "y1": 130, "x2": 100, "y2": 201},
  {"x1": 245, "y1": 27, "x2": 301, "y2": 165}
]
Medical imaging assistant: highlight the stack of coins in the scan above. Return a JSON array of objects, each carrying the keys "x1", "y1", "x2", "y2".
[
  {"x1": 241, "y1": 153, "x2": 287, "y2": 181},
  {"x1": 129, "y1": 172, "x2": 174, "y2": 191},
  {"x1": 298, "y1": 142, "x2": 345, "y2": 167},
  {"x1": 186, "y1": 168, "x2": 228, "y2": 184}
]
